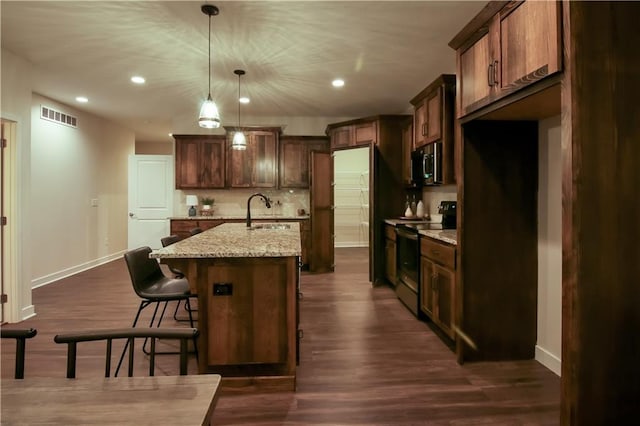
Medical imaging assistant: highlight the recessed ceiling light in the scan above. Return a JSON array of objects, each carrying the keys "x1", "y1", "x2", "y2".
[
  {"x1": 332, "y1": 79, "x2": 345, "y2": 88},
  {"x1": 131, "y1": 76, "x2": 146, "y2": 84},
  {"x1": 75, "y1": 96, "x2": 88, "y2": 103},
  {"x1": 239, "y1": 97, "x2": 250, "y2": 104}
]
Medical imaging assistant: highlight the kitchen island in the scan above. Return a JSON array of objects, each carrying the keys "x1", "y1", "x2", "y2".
[{"x1": 151, "y1": 222, "x2": 301, "y2": 391}]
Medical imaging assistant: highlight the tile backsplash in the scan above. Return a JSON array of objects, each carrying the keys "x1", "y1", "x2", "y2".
[
  {"x1": 175, "y1": 188, "x2": 309, "y2": 217},
  {"x1": 420, "y1": 185, "x2": 457, "y2": 221}
]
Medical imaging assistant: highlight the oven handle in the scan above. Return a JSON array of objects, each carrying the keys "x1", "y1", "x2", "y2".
[{"x1": 396, "y1": 228, "x2": 418, "y2": 241}]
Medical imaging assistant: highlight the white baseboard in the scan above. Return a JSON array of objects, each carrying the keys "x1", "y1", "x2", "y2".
[
  {"x1": 335, "y1": 242, "x2": 369, "y2": 248},
  {"x1": 21, "y1": 304, "x2": 36, "y2": 321},
  {"x1": 31, "y1": 250, "x2": 126, "y2": 289},
  {"x1": 535, "y1": 345, "x2": 561, "y2": 376}
]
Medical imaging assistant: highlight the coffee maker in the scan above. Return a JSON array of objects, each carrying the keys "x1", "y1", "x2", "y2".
[{"x1": 438, "y1": 201, "x2": 457, "y2": 229}]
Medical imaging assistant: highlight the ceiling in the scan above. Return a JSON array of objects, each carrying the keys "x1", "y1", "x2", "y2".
[{"x1": 1, "y1": 1, "x2": 485, "y2": 142}]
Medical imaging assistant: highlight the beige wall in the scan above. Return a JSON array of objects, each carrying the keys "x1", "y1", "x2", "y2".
[
  {"x1": 30, "y1": 94, "x2": 134, "y2": 288},
  {"x1": 136, "y1": 141, "x2": 172, "y2": 155},
  {"x1": 537, "y1": 115, "x2": 562, "y2": 375}
]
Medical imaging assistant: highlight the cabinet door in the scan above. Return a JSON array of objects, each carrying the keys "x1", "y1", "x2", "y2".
[
  {"x1": 413, "y1": 101, "x2": 427, "y2": 148},
  {"x1": 227, "y1": 140, "x2": 252, "y2": 188},
  {"x1": 433, "y1": 263, "x2": 455, "y2": 339},
  {"x1": 199, "y1": 219, "x2": 223, "y2": 231},
  {"x1": 459, "y1": 32, "x2": 492, "y2": 116},
  {"x1": 401, "y1": 120, "x2": 413, "y2": 185},
  {"x1": 170, "y1": 220, "x2": 195, "y2": 239},
  {"x1": 200, "y1": 139, "x2": 226, "y2": 188},
  {"x1": 228, "y1": 131, "x2": 277, "y2": 188},
  {"x1": 420, "y1": 257, "x2": 435, "y2": 318},
  {"x1": 354, "y1": 122, "x2": 376, "y2": 146},
  {"x1": 498, "y1": 0, "x2": 561, "y2": 95},
  {"x1": 385, "y1": 238, "x2": 397, "y2": 285},
  {"x1": 330, "y1": 126, "x2": 352, "y2": 149},
  {"x1": 424, "y1": 87, "x2": 442, "y2": 144},
  {"x1": 279, "y1": 139, "x2": 307, "y2": 188},
  {"x1": 279, "y1": 138, "x2": 328, "y2": 189},
  {"x1": 175, "y1": 139, "x2": 201, "y2": 189},
  {"x1": 251, "y1": 131, "x2": 277, "y2": 188}
]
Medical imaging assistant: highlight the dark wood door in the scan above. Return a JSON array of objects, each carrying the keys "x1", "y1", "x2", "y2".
[
  {"x1": 310, "y1": 152, "x2": 334, "y2": 273},
  {"x1": 424, "y1": 87, "x2": 443, "y2": 144},
  {"x1": 459, "y1": 32, "x2": 492, "y2": 116},
  {"x1": 279, "y1": 139, "x2": 306, "y2": 188},
  {"x1": 498, "y1": 0, "x2": 562, "y2": 96},
  {"x1": 175, "y1": 139, "x2": 201, "y2": 189},
  {"x1": 251, "y1": 131, "x2": 277, "y2": 188},
  {"x1": 434, "y1": 263, "x2": 455, "y2": 339},
  {"x1": 200, "y1": 139, "x2": 225, "y2": 188},
  {"x1": 420, "y1": 257, "x2": 435, "y2": 318}
]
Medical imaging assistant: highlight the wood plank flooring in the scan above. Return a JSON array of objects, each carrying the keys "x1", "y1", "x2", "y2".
[{"x1": 1, "y1": 248, "x2": 560, "y2": 424}]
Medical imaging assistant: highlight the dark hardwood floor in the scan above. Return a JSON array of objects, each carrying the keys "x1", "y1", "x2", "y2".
[{"x1": 1, "y1": 248, "x2": 560, "y2": 424}]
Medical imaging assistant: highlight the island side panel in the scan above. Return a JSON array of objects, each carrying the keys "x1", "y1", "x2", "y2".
[
  {"x1": 195, "y1": 256, "x2": 298, "y2": 389},
  {"x1": 207, "y1": 258, "x2": 288, "y2": 364}
]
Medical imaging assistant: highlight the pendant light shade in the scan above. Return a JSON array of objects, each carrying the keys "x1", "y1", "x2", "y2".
[
  {"x1": 198, "y1": 4, "x2": 221, "y2": 129},
  {"x1": 232, "y1": 69, "x2": 247, "y2": 150}
]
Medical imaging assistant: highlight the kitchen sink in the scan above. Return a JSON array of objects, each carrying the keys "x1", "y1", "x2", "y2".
[{"x1": 250, "y1": 223, "x2": 291, "y2": 230}]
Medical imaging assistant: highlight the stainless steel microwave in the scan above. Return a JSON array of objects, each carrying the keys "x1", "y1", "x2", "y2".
[{"x1": 411, "y1": 143, "x2": 443, "y2": 186}]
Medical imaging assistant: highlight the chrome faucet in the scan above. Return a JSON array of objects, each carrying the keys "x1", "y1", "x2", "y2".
[{"x1": 246, "y1": 193, "x2": 272, "y2": 227}]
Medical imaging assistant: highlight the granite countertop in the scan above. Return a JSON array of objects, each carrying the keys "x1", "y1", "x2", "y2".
[
  {"x1": 170, "y1": 214, "x2": 309, "y2": 220},
  {"x1": 419, "y1": 229, "x2": 457, "y2": 246},
  {"x1": 150, "y1": 222, "x2": 301, "y2": 259},
  {"x1": 385, "y1": 217, "x2": 458, "y2": 245}
]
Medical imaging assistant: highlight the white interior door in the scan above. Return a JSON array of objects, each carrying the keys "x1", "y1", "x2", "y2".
[{"x1": 128, "y1": 155, "x2": 174, "y2": 250}]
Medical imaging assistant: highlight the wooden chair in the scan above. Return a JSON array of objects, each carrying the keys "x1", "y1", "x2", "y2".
[
  {"x1": 53, "y1": 327, "x2": 198, "y2": 378},
  {"x1": 1, "y1": 328, "x2": 37, "y2": 379}
]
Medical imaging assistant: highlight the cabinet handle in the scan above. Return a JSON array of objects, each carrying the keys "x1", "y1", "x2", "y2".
[
  {"x1": 493, "y1": 60, "x2": 499, "y2": 86},
  {"x1": 487, "y1": 62, "x2": 494, "y2": 86}
]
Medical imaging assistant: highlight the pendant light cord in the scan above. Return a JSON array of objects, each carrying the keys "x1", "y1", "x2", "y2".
[
  {"x1": 207, "y1": 14, "x2": 211, "y2": 97},
  {"x1": 237, "y1": 73, "x2": 241, "y2": 127}
]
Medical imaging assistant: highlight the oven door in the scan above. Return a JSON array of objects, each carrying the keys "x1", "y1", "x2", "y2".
[{"x1": 395, "y1": 227, "x2": 420, "y2": 315}]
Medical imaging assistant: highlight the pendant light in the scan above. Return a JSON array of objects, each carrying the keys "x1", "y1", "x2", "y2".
[
  {"x1": 231, "y1": 69, "x2": 247, "y2": 150},
  {"x1": 198, "y1": 4, "x2": 221, "y2": 129}
]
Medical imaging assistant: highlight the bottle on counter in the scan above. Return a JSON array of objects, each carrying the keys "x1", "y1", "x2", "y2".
[
  {"x1": 416, "y1": 200, "x2": 425, "y2": 218},
  {"x1": 410, "y1": 195, "x2": 417, "y2": 216},
  {"x1": 404, "y1": 195, "x2": 413, "y2": 217}
]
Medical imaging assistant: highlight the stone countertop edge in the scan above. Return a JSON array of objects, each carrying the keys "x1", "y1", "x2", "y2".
[
  {"x1": 419, "y1": 229, "x2": 457, "y2": 246},
  {"x1": 170, "y1": 215, "x2": 310, "y2": 220},
  {"x1": 150, "y1": 222, "x2": 302, "y2": 259}
]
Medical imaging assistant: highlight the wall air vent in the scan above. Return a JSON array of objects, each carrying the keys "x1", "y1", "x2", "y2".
[{"x1": 40, "y1": 105, "x2": 77, "y2": 128}]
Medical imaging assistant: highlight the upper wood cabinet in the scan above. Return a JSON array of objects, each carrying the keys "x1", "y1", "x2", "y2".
[
  {"x1": 326, "y1": 120, "x2": 377, "y2": 150},
  {"x1": 401, "y1": 117, "x2": 413, "y2": 186},
  {"x1": 410, "y1": 74, "x2": 456, "y2": 184},
  {"x1": 279, "y1": 136, "x2": 330, "y2": 188},
  {"x1": 174, "y1": 135, "x2": 226, "y2": 189},
  {"x1": 226, "y1": 128, "x2": 279, "y2": 188},
  {"x1": 451, "y1": 0, "x2": 562, "y2": 117},
  {"x1": 411, "y1": 74, "x2": 455, "y2": 150}
]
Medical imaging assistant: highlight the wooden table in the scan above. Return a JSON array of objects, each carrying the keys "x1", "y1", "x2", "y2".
[{"x1": 1, "y1": 374, "x2": 221, "y2": 425}]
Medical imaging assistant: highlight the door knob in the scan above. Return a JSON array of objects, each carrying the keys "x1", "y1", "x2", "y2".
[{"x1": 129, "y1": 212, "x2": 134, "y2": 218}]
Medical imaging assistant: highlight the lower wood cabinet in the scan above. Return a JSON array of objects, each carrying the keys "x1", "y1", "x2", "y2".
[
  {"x1": 420, "y1": 236, "x2": 456, "y2": 339},
  {"x1": 384, "y1": 224, "x2": 397, "y2": 286},
  {"x1": 170, "y1": 219, "x2": 223, "y2": 239}
]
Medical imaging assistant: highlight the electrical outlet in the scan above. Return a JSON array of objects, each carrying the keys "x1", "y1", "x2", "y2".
[{"x1": 90, "y1": 198, "x2": 98, "y2": 207}]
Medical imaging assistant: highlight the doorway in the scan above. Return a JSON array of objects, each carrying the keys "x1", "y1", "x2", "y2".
[{"x1": 333, "y1": 147, "x2": 370, "y2": 249}]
